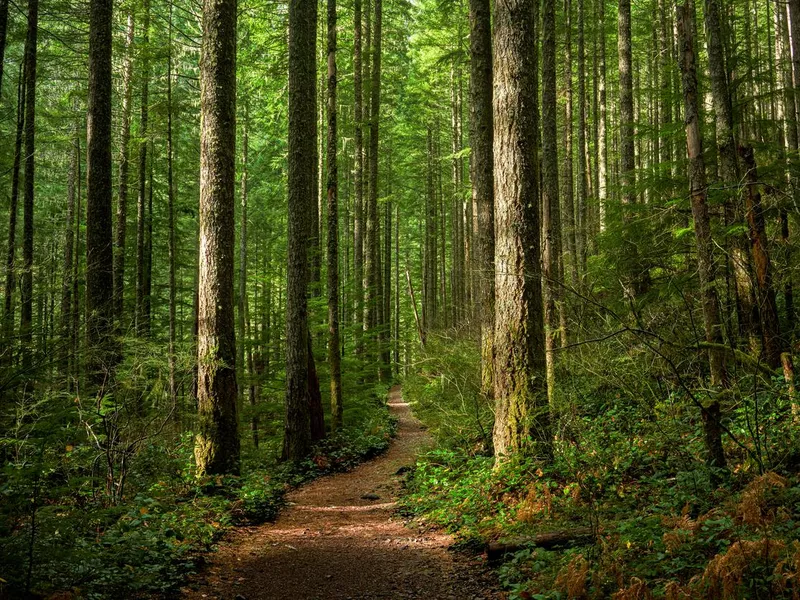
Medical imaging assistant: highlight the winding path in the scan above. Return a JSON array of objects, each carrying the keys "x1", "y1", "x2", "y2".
[{"x1": 183, "y1": 386, "x2": 501, "y2": 599}]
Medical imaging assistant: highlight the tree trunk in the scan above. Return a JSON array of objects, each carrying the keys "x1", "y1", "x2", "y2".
[
  {"x1": 0, "y1": 0, "x2": 8, "y2": 93},
  {"x1": 562, "y1": 0, "x2": 577, "y2": 287},
  {"x1": 493, "y1": 0, "x2": 549, "y2": 456},
  {"x1": 195, "y1": 0, "x2": 240, "y2": 476},
  {"x1": 740, "y1": 147, "x2": 784, "y2": 369},
  {"x1": 677, "y1": 1, "x2": 727, "y2": 470},
  {"x1": 21, "y1": 0, "x2": 38, "y2": 372},
  {"x1": 576, "y1": 0, "x2": 588, "y2": 274},
  {"x1": 136, "y1": 0, "x2": 151, "y2": 338},
  {"x1": 597, "y1": 0, "x2": 607, "y2": 231},
  {"x1": 60, "y1": 122, "x2": 79, "y2": 370},
  {"x1": 284, "y1": 0, "x2": 318, "y2": 462},
  {"x1": 365, "y1": 0, "x2": 382, "y2": 375},
  {"x1": 353, "y1": 0, "x2": 364, "y2": 358},
  {"x1": 469, "y1": 0, "x2": 494, "y2": 397},
  {"x1": 85, "y1": 0, "x2": 115, "y2": 388},
  {"x1": 327, "y1": 0, "x2": 343, "y2": 431},
  {"x1": 238, "y1": 102, "x2": 249, "y2": 413},
  {"x1": 618, "y1": 0, "x2": 643, "y2": 295},
  {"x1": 3, "y1": 65, "x2": 24, "y2": 362},
  {"x1": 542, "y1": 0, "x2": 562, "y2": 402},
  {"x1": 114, "y1": 11, "x2": 134, "y2": 325},
  {"x1": 167, "y1": 0, "x2": 177, "y2": 406}
]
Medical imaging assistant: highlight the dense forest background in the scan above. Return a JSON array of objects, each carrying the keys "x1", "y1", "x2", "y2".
[{"x1": 1, "y1": 0, "x2": 800, "y2": 596}]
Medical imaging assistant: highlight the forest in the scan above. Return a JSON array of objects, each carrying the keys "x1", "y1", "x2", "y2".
[{"x1": 1, "y1": 0, "x2": 800, "y2": 596}]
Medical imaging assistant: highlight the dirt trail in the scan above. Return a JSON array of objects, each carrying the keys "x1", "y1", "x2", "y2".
[{"x1": 183, "y1": 385, "x2": 501, "y2": 600}]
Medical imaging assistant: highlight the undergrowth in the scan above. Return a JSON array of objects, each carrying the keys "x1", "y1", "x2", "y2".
[
  {"x1": 400, "y1": 334, "x2": 800, "y2": 599},
  {"x1": 0, "y1": 346, "x2": 395, "y2": 599}
]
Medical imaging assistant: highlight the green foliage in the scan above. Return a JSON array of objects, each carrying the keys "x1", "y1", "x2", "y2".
[
  {"x1": 400, "y1": 331, "x2": 800, "y2": 599},
  {"x1": 0, "y1": 346, "x2": 395, "y2": 599}
]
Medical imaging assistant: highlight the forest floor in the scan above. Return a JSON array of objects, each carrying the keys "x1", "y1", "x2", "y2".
[{"x1": 181, "y1": 385, "x2": 502, "y2": 600}]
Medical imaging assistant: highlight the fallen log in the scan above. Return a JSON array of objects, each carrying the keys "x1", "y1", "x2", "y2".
[{"x1": 486, "y1": 527, "x2": 594, "y2": 561}]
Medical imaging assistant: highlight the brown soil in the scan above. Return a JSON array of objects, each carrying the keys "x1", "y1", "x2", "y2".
[{"x1": 182, "y1": 385, "x2": 502, "y2": 600}]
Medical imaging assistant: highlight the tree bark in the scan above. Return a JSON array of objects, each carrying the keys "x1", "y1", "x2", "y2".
[
  {"x1": 740, "y1": 147, "x2": 784, "y2": 369},
  {"x1": 562, "y1": 0, "x2": 577, "y2": 287},
  {"x1": 195, "y1": 0, "x2": 240, "y2": 476},
  {"x1": 542, "y1": 0, "x2": 562, "y2": 402},
  {"x1": 492, "y1": 0, "x2": 549, "y2": 456},
  {"x1": 136, "y1": 0, "x2": 151, "y2": 338},
  {"x1": 114, "y1": 11, "x2": 134, "y2": 325},
  {"x1": 86, "y1": 0, "x2": 115, "y2": 387},
  {"x1": 327, "y1": 0, "x2": 343, "y2": 431},
  {"x1": 353, "y1": 0, "x2": 364, "y2": 358},
  {"x1": 576, "y1": 0, "x2": 588, "y2": 274},
  {"x1": 284, "y1": 0, "x2": 318, "y2": 462},
  {"x1": 167, "y1": 0, "x2": 177, "y2": 406},
  {"x1": 677, "y1": 2, "x2": 727, "y2": 470},
  {"x1": 0, "y1": 0, "x2": 8, "y2": 94},
  {"x1": 469, "y1": 0, "x2": 494, "y2": 397},
  {"x1": 20, "y1": 0, "x2": 38, "y2": 372},
  {"x1": 238, "y1": 102, "x2": 249, "y2": 413},
  {"x1": 3, "y1": 65, "x2": 24, "y2": 361},
  {"x1": 61, "y1": 122, "x2": 79, "y2": 370},
  {"x1": 365, "y1": 0, "x2": 382, "y2": 375}
]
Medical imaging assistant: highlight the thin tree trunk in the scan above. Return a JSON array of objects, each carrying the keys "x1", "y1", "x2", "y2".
[
  {"x1": 114, "y1": 11, "x2": 134, "y2": 325},
  {"x1": 3, "y1": 65, "x2": 25, "y2": 361},
  {"x1": 61, "y1": 122, "x2": 79, "y2": 370},
  {"x1": 576, "y1": 0, "x2": 588, "y2": 274},
  {"x1": 353, "y1": 0, "x2": 364, "y2": 358},
  {"x1": 677, "y1": 1, "x2": 727, "y2": 470},
  {"x1": 136, "y1": 0, "x2": 151, "y2": 337},
  {"x1": 562, "y1": 0, "x2": 577, "y2": 287},
  {"x1": 365, "y1": 0, "x2": 382, "y2": 373},
  {"x1": 0, "y1": 0, "x2": 8, "y2": 93},
  {"x1": 598, "y1": 0, "x2": 607, "y2": 231},
  {"x1": 195, "y1": 0, "x2": 240, "y2": 476},
  {"x1": 21, "y1": 0, "x2": 38, "y2": 372},
  {"x1": 327, "y1": 0, "x2": 343, "y2": 431},
  {"x1": 469, "y1": 0, "x2": 494, "y2": 397},
  {"x1": 167, "y1": 0, "x2": 177, "y2": 406},
  {"x1": 740, "y1": 147, "x2": 784, "y2": 369},
  {"x1": 542, "y1": 0, "x2": 562, "y2": 401},
  {"x1": 238, "y1": 102, "x2": 249, "y2": 413}
]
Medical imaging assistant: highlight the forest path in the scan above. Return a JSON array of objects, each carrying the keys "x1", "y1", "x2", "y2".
[{"x1": 182, "y1": 385, "x2": 501, "y2": 600}]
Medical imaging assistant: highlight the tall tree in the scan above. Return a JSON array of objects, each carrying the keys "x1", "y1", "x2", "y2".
[
  {"x1": 365, "y1": 0, "x2": 383, "y2": 374},
  {"x1": 284, "y1": 0, "x2": 317, "y2": 461},
  {"x1": 194, "y1": 0, "x2": 240, "y2": 476},
  {"x1": 135, "y1": 0, "x2": 151, "y2": 337},
  {"x1": 492, "y1": 0, "x2": 549, "y2": 456},
  {"x1": 618, "y1": 0, "x2": 643, "y2": 294},
  {"x1": 576, "y1": 0, "x2": 588, "y2": 272},
  {"x1": 327, "y1": 0, "x2": 343, "y2": 431},
  {"x1": 353, "y1": 0, "x2": 364, "y2": 358},
  {"x1": 0, "y1": 0, "x2": 8, "y2": 94},
  {"x1": 166, "y1": 0, "x2": 177, "y2": 405},
  {"x1": 61, "y1": 123, "x2": 79, "y2": 368},
  {"x1": 677, "y1": 1, "x2": 727, "y2": 470},
  {"x1": 20, "y1": 0, "x2": 38, "y2": 371},
  {"x1": 3, "y1": 66, "x2": 24, "y2": 358},
  {"x1": 469, "y1": 0, "x2": 494, "y2": 397},
  {"x1": 114, "y1": 10, "x2": 135, "y2": 325},
  {"x1": 85, "y1": 0, "x2": 115, "y2": 386},
  {"x1": 562, "y1": 0, "x2": 577, "y2": 286},
  {"x1": 542, "y1": 0, "x2": 563, "y2": 399}
]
